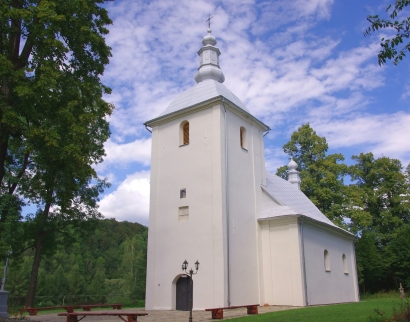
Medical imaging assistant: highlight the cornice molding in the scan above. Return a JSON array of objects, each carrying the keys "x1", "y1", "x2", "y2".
[{"x1": 145, "y1": 95, "x2": 270, "y2": 131}]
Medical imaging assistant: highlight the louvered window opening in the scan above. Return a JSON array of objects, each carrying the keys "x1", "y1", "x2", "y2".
[{"x1": 183, "y1": 122, "x2": 189, "y2": 144}]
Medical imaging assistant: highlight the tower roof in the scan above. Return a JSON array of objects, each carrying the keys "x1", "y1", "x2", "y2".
[
  {"x1": 145, "y1": 28, "x2": 258, "y2": 125},
  {"x1": 157, "y1": 79, "x2": 249, "y2": 118}
]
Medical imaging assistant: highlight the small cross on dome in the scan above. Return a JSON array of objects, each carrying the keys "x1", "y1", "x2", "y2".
[{"x1": 206, "y1": 14, "x2": 214, "y2": 29}]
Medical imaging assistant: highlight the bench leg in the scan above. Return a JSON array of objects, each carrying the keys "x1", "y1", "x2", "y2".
[
  {"x1": 82, "y1": 306, "x2": 92, "y2": 311},
  {"x1": 66, "y1": 316, "x2": 79, "y2": 322},
  {"x1": 66, "y1": 307, "x2": 75, "y2": 313},
  {"x1": 211, "y1": 309, "x2": 223, "y2": 319},
  {"x1": 127, "y1": 315, "x2": 138, "y2": 322},
  {"x1": 247, "y1": 305, "x2": 258, "y2": 315},
  {"x1": 27, "y1": 309, "x2": 38, "y2": 316}
]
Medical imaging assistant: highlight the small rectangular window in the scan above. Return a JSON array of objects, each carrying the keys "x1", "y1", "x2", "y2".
[
  {"x1": 180, "y1": 189, "x2": 186, "y2": 198},
  {"x1": 178, "y1": 206, "x2": 189, "y2": 222}
]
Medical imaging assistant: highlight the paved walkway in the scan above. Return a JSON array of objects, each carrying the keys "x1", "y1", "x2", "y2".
[{"x1": 24, "y1": 306, "x2": 297, "y2": 321}]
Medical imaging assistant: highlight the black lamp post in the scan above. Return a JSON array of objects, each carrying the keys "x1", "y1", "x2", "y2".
[{"x1": 182, "y1": 259, "x2": 200, "y2": 322}]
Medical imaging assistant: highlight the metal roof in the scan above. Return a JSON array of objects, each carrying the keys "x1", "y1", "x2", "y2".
[
  {"x1": 157, "y1": 79, "x2": 249, "y2": 118},
  {"x1": 261, "y1": 171, "x2": 338, "y2": 228}
]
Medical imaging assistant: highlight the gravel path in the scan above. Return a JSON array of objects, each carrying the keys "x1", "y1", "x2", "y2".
[{"x1": 14, "y1": 305, "x2": 297, "y2": 322}]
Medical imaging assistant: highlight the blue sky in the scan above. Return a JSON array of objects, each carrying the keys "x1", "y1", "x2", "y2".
[{"x1": 95, "y1": 0, "x2": 410, "y2": 226}]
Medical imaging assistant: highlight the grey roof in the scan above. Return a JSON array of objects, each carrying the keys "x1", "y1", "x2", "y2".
[
  {"x1": 158, "y1": 79, "x2": 249, "y2": 118},
  {"x1": 261, "y1": 171, "x2": 338, "y2": 228}
]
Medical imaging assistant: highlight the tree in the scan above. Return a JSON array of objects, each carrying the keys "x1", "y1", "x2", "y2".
[
  {"x1": 365, "y1": 0, "x2": 410, "y2": 65},
  {"x1": 0, "y1": 0, "x2": 114, "y2": 307},
  {"x1": 354, "y1": 231, "x2": 388, "y2": 293},
  {"x1": 88, "y1": 256, "x2": 106, "y2": 303},
  {"x1": 52, "y1": 265, "x2": 68, "y2": 300},
  {"x1": 277, "y1": 124, "x2": 348, "y2": 226},
  {"x1": 386, "y1": 225, "x2": 410, "y2": 288},
  {"x1": 349, "y1": 153, "x2": 410, "y2": 292},
  {"x1": 120, "y1": 232, "x2": 148, "y2": 302},
  {"x1": 348, "y1": 153, "x2": 410, "y2": 243}
]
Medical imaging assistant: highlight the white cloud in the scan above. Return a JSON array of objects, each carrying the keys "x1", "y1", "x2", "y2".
[
  {"x1": 94, "y1": 0, "x2": 410, "y2": 224},
  {"x1": 313, "y1": 112, "x2": 410, "y2": 163},
  {"x1": 98, "y1": 138, "x2": 152, "y2": 170},
  {"x1": 265, "y1": 147, "x2": 289, "y2": 174},
  {"x1": 99, "y1": 171, "x2": 150, "y2": 225},
  {"x1": 401, "y1": 83, "x2": 410, "y2": 100}
]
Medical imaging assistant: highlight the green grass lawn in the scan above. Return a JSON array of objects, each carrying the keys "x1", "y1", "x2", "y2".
[{"x1": 228, "y1": 297, "x2": 403, "y2": 322}]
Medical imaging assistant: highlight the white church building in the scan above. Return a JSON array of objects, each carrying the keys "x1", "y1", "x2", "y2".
[{"x1": 144, "y1": 29, "x2": 359, "y2": 310}]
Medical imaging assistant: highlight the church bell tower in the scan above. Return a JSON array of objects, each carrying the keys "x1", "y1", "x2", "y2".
[{"x1": 144, "y1": 27, "x2": 270, "y2": 310}]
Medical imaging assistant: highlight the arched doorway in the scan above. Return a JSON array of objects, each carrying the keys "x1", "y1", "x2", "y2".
[{"x1": 176, "y1": 275, "x2": 192, "y2": 311}]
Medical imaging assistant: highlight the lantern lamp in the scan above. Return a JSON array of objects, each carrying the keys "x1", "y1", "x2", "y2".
[{"x1": 182, "y1": 259, "x2": 188, "y2": 271}]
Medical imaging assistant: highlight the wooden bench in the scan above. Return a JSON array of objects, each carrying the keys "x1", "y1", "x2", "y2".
[
  {"x1": 80, "y1": 304, "x2": 123, "y2": 311},
  {"x1": 205, "y1": 304, "x2": 259, "y2": 319},
  {"x1": 24, "y1": 303, "x2": 123, "y2": 315},
  {"x1": 24, "y1": 305, "x2": 81, "y2": 316},
  {"x1": 58, "y1": 310, "x2": 148, "y2": 322}
]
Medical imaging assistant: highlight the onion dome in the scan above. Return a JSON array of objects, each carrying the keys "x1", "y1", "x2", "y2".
[
  {"x1": 288, "y1": 158, "x2": 301, "y2": 189},
  {"x1": 288, "y1": 159, "x2": 298, "y2": 171},
  {"x1": 202, "y1": 28, "x2": 217, "y2": 46},
  {"x1": 194, "y1": 29, "x2": 225, "y2": 83}
]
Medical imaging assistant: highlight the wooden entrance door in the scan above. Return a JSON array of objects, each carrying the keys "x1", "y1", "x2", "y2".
[{"x1": 176, "y1": 275, "x2": 192, "y2": 311}]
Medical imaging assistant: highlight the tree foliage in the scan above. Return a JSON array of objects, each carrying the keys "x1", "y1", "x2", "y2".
[
  {"x1": 277, "y1": 124, "x2": 348, "y2": 226},
  {"x1": 0, "y1": 0, "x2": 114, "y2": 307},
  {"x1": 365, "y1": 0, "x2": 410, "y2": 65},
  {"x1": 3, "y1": 219, "x2": 148, "y2": 309},
  {"x1": 348, "y1": 153, "x2": 410, "y2": 241},
  {"x1": 278, "y1": 123, "x2": 410, "y2": 292}
]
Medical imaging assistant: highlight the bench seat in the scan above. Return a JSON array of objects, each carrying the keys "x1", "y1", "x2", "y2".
[
  {"x1": 58, "y1": 310, "x2": 148, "y2": 322},
  {"x1": 24, "y1": 303, "x2": 123, "y2": 316},
  {"x1": 205, "y1": 304, "x2": 259, "y2": 319}
]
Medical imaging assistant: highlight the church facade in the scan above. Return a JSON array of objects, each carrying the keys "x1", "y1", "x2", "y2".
[{"x1": 144, "y1": 29, "x2": 359, "y2": 310}]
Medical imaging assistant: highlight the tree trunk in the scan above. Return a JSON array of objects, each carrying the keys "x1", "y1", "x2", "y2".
[
  {"x1": 24, "y1": 230, "x2": 46, "y2": 308},
  {"x1": 25, "y1": 196, "x2": 53, "y2": 308},
  {"x1": 0, "y1": 134, "x2": 8, "y2": 185}
]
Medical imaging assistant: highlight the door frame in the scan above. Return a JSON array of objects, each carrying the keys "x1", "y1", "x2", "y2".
[{"x1": 172, "y1": 274, "x2": 192, "y2": 310}]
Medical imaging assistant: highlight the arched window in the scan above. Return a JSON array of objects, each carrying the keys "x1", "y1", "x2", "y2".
[
  {"x1": 342, "y1": 254, "x2": 348, "y2": 274},
  {"x1": 240, "y1": 126, "x2": 247, "y2": 149},
  {"x1": 180, "y1": 121, "x2": 189, "y2": 145},
  {"x1": 324, "y1": 250, "x2": 330, "y2": 272}
]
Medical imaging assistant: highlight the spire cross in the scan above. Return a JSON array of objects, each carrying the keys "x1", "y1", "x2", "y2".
[{"x1": 206, "y1": 14, "x2": 213, "y2": 29}]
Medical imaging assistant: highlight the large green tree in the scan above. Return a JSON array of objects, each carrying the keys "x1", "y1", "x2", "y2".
[
  {"x1": 120, "y1": 232, "x2": 147, "y2": 302},
  {"x1": 348, "y1": 153, "x2": 410, "y2": 242},
  {"x1": 0, "y1": 0, "x2": 114, "y2": 307},
  {"x1": 365, "y1": 0, "x2": 410, "y2": 65},
  {"x1": 349, "y1": 153, "x2": 410, "y2": 291},
  {"x1": 277, "y1": 124, "x2": 348, "y2": 226}
]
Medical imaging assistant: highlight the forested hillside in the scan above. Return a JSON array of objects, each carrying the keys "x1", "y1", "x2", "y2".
[{"x1": 3, "y1": 219, "x2": 148, "y2": 309}]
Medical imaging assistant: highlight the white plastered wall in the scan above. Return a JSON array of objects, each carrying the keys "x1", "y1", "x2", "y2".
[
  {"x1": 302, "y1": 222, "x2": 359, "y2": 305},
  {"x1": 145, "y1": 103, "x2": 227, "y2": 310},
  {"x1": 224, "y1": 106, "x2": 265, "y2": 306},
  {"x1": 257, "y1": 200, "x2": 305, "y2": 307}
]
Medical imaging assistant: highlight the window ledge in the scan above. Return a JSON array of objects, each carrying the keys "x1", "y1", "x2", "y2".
[
  {"x1": 179, "y1": 143, "x2": 190, "y2": 147},
  {"x1": 344, "y1": 272, "x2": 349, "y2": 275},
  {"x1": 325, "y1": 269, "x2": 331, "y2": 272},
  {"x1": 241, "y1": 147, "x2": 248, "y2": 151}
]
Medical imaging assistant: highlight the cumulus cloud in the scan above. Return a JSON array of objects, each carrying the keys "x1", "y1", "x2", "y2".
[
  {"x1": 99, "y1": 171, "x2": 150, "y2": 225},
  {"x1": 97, "y1": 138, "x2": 152, "y2": 171},
  {"x1": 102, "y1": 0, "x2": 368, "y2": 139},
  {"x1": 95, "y1": 0, "x2": 410, "y2": 223},
  {"x1": 313, "y1": 112, "x2": 410, "y2": 163}
]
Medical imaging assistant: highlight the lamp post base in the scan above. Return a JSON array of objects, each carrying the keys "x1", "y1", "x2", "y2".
[{"x1": 0, "y1": 290, "x2": 9, "y2": 317}]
